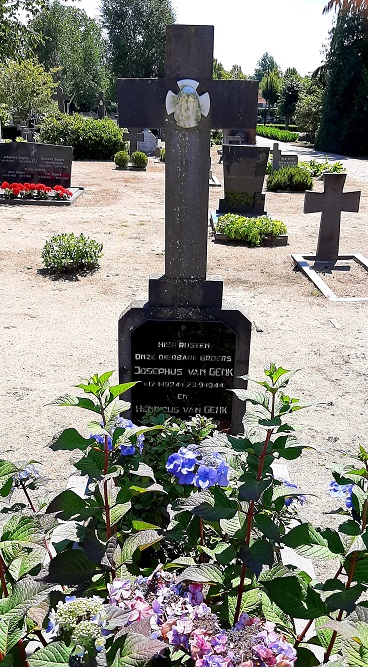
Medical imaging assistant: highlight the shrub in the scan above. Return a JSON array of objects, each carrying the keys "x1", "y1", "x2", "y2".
[
  {"x1": 39, "y1": 113, "x2": 126, "y2": 160},
  {"x1": 160, "y1": 147, "x2": 165, "y2": 162},
  {"x1": 211, "y1": 128, "x2": 223, "y2": 144},
  {"x1": 257, "y1": 125, "x2": 299, "y2": 142},
  {"x1": 41, "y1": 232, "x2": 103, "y2": 272},
  {"x1": 131, "y1": 150, "x2": 148, "y2": 168},
  {"x1": 114, "y1": 150, "x2": 130, "y2": 169},
  {"x1": 216, "y1": 213, "x2": 287, "y2": 245},
  {"x1": 267, "y1": 165, "x2": 313, "y2": 191}
]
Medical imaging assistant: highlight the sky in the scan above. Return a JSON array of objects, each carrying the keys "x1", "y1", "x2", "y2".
[{"x1": 72, "y1": 0, "x2": 335, "y2": 77}]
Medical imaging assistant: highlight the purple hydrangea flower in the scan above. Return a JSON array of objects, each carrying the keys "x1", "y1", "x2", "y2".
[
  {"x1": 194, "y1": 465, "x2": 218, "y2": 489},
  {"x1": 283, "y1": 480, "x2": 306, "y2": 507}
]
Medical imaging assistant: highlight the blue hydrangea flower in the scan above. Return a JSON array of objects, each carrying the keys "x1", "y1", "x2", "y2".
[
  {"x1": 193, "y1": 465, "x2": 218, "y2": 489},
  {"x1": 166, "y1": 447, "x2": 198, "y2": 484},
  {"x1": 329, "y1": 481, "x2": 354, "y2": 509},
  {"x1": 215, "y1": 459, "x2": 229, "y2": 487},
  {"x1": 283, "y1": 480, "x2": 306, "y2": 507}
]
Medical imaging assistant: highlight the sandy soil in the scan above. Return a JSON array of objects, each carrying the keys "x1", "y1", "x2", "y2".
[{"x1": 1, "y1": 146, "x2": 368, "y2": 546}]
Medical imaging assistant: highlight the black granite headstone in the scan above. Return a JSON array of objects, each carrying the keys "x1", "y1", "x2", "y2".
[
  {"x1": 118, "y1": 25, "x2": 257, "y2": 433},
  {"x1": 219, "y1": 145, "x2": 269, "y2": 215},
  {"x1": 0, "y1": 143, "x2": 73, "y2": 188}
]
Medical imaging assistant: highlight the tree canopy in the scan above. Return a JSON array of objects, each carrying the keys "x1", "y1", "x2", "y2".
[
  {"x1": 253, "y1": 52, "x2": 281, "y2": 81},
  {"x1": 213, "y1": 59, "x2": 249, "y2": 79},
  {"x1": 316, "y1": 9, "x2": 368, "y2": 155},
  {"x1": 0, "y1": 59, "x2": 56, "y2": 120},
  {"x1": 323, "y1": 0, "x2": 368, "y2": 14},
  {"x1": 100, "y1": 0, "x2": 176, "y2": 79},
  {"x1": 31, "y1": 1, "x2": 108, "y2": 109},
  {"x1": 260, "y1": 70, "x2": 281, "y2": 107}
]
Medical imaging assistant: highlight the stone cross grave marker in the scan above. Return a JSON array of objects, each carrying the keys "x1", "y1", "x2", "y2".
[
  {"x1": 95, "y1": 91, "x2": 108, "y2": 119},
  {"x1": 304, "y1": 173, "x2": 360, "y2": 263},
  {"x1": 272, "y1": 142, "x2": 298, "y2": 171},
  {"x1": 117, "y1": 24, "x2": 258, "y2": 433},
  {"x1": 123, "y1": 128, "x2": 145, "y2": 155},
  {"x1": 52, "y1": 86, "x2": 68, "y2": 114}
]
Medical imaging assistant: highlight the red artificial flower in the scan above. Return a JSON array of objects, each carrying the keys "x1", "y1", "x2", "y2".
[{"x1": 1, "y1": 182, "x2": 9, "y2": 189}]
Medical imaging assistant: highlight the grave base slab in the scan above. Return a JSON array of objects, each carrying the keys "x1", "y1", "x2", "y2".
[
  {"x1": 210, "y1": 211, "x2": 288, "y2": 246},
  {"x1": 0, "y1": 187, "x2": 84, "y2": 206},
  {"x1": 209, "y1": 173, "x2": 221, "y2": 187},
  {"x1": 292, "y1": 253, "x2": 368, "y2": 302}
]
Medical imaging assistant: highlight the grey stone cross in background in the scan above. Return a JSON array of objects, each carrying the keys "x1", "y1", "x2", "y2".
[
  {"x1": 304, "y1": 173, "x2": 360, "y2": 263},
  {"x1": 52, "y1": 86, "x2": 68, "y2": 114},
  {"x1": 123, "y1": 128, "x2": 145, "y2": 155}
]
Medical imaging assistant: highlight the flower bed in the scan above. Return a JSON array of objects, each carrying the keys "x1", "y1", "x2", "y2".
[
  {"x1": 0, "y1": 181, "x2": 73, "y2": 200},
  {"x1": 0, "y1": 367, "x2": 367, "y2": 667}
]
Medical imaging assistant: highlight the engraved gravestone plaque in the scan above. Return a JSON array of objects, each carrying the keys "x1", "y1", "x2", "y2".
[
  {"x1": 131, "y1": 320, "x2": 236, "y2": 429},
  {"x1": 0, "y1": 143, "x2": 73, "y2": 187},
  {"x1": 219, "y1": 144, "x2": 269, "y2": 214}
]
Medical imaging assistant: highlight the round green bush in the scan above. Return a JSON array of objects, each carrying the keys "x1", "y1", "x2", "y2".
[
  {"x1": 114, "y1": 150, "x2": 130, "y2": 169},
  {"x1": 41, "y1": 232, "x2": 103, "y2": 273},
  {"x1": 39, "y1": 114, "x2": 126, "y2": 160},
  {"x1": 267, "y1": 166, "x2": 313, "y2": 192},
  {"x1": 131, "y1": 151, "x2": 148, "y2": 169},
  {"x1": 216, "y1": 214, "x2": 287, "y2": 246}
]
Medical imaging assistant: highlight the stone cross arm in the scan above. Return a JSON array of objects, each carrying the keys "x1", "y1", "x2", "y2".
[
  {"x1": 304, "y1": 174, "x2": 360, "y2": 214},
  {"x1": 117, "y1": 78, "x2": 258, "y2": 129}
]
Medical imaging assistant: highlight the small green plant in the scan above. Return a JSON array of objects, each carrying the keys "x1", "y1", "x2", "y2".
[
  {"x1": 216, "y1": 214, "x2": 287, "y2": 245},
  {"x1": 257, "y1": 125, "x2": 299, "y2": 142},
  {"x1": 160, "y1": 147, "x2": 166, "y2": 162},
  {"x1": 299, "y1": 158, "x2": 346, "y2": 177},
  {"x1": 131, "y1": 150, "x2": 148, "y2": 168},
  {"x1": 41, "y1": 232, "x2": 103, "y2": 273},
  {"x1": 224, "y1": 190, "x2": 254, "y2": 209},
  {"x1": 267, "y1": 165, "x2": 313, "y2": 191},
  {"x1": 114, "y1": 149, "x2": 130, "y2": 169}
]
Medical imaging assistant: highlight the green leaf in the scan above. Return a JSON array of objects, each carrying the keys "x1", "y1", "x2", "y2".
[
  {"x1": 8, "y1": 548, "x2": 44, "y2": 580},
  {"x1": 49, "y1": 428, "x2": 92, "y2": 452},
  {"x1": 238, "y1": 474, "x2": 273, "y2": 501},
  {"x1": 239, "y1": 539, "x2": 274, "y2": 578},
  {"x1": 51, "y1": 393, "x2": 100, "y2": 413},
  {"x1": 0, "y1": 460, "x2": 17, "y2": 495},
  {"x1": 0, "y1": 515, "x2": 43, "y2": 550},
  {"x1": 109, "y1": 382, "x2": 137, "y2": 400},
  {"x1": 295, "y1": 646, "x2": 320, "y2": 667},
  {"x1": 254, "y1": 514, "x2": 281, "y2": 542},
  {"x1": 131, "y1": 521, "x2": 160, "y2": 531},
  {"x1": 176, "y1": 564, "x2": 223, "y2": 584},
  {"x1": 46, "y1": 549, "x2": 97, "y2": 584},
  {"x1": 227, "y1": 589, "x2": 261, "y2": 624},
  {"x1": 282, "y1": 523, "x2": 337, "y2": 560},
  {"x1": 262, "y1": 576, "x2": 327, "y2": 619},
  {"x1": 261, "y1": 593, "x2": 293, "y2": 631},
  {"x1": 121, "y1": 530, "x2": 162, "y2": 564},
  {"x1": 129, "y1": 463, "x2": 156, "y2": 481},
  {"x1": 110, "y1": 502, "x2": 131, "y2": 528},
  {"x1": 28, "y1": 641, "x2": 73, "y2": 667},
  {"x1": 74, "y1": 448, "x2": 105, "y2": 479},
  {"x1": 0, "y1": 615, "x2": 23, "y2": 656},
  {"x1": 192, "y1": 503, "x2": 237, "y2": 521},
  {"x1": 117, "y1": 632, "x2": 166, "y2": 667},
  {"x1": 46, "y1": 490, "x2": 98, "y2": 521},
  {"x1": 0, "y1": 578, "x2": 52, "y2": 654}
]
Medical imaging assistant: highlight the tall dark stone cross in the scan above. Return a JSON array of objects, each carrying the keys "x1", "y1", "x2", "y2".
[
  {"x1": 304, "y1": 173, "x2": 360, "y2": 263},
  {"x1": 117, "y1": 25, "x2": 258, "y2": 433}
]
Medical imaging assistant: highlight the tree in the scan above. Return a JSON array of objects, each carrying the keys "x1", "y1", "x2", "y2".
[
  {"x1": 100, "y1": 0, "x2": 176, "y2": 79},
  {"x1": 31, "y1": 1, "x2": 108, "y2": 110},
  {"x1": 316, "y1": 9, "x2": 368, "y2": 155},
  {"x1": 0, "y1": 59, "x2": 56, "y2": 121},
  {"x1": 295, "y1": 79, "x2": 324, "y2": 138},
  {"x1": 278, "y1": 71, "x2": 302, "y2": 128},
  {"x1": 213, "y1": 59, "x2": 230, "y2": 80},
  {"x1": 324, "y1": 0, "x2": 368, "y2": 14},
  {"x1": 0, "y1": 0, "x2": 73, "y2": 61},
  {"x1": 253, "y1": 52, "x2": 281, "y2": 81},
  {"x1": 260, "y1": 70, "x2": 281, "y2": 109}
]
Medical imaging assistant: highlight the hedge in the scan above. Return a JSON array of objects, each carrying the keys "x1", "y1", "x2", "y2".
[
  {"x1": 39, "y1": 114, "x2": 126, "y2": 160},
  {"x1": 256, "y1": 125, "x2": 299, "y2": 142}
]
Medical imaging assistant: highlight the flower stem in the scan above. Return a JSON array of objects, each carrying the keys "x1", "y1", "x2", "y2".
[
  {"x1": 0, "y1": 554, "x2": 9, "y2": 596},
  {"x1": 199, "y1": 517, "x2": 205, "y2": 563},
  {"x1": 20, "y1": 481, "x2": 36, "y2": 513},
  {"x1": 295, "y1": 619, "x2": 313, "y2": 646},
  {"x1": 324, "y1": 499, "x2": 368, "y2": 663},
  {"x1": 233, "y1": 407, "x2": 275, "y2": 626},
  {"x1": 104, "y1": 435, "x2": 111, "y2": 539}
]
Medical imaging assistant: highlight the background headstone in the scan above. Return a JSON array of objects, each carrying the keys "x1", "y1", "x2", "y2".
[
  {"x1": 272, "y1": 142, "x2": 298, "y2": 171},
  {"x1": 52, "y1": 86, "x2": 68, "y2": 114},
  {"x1": 219, "y1": 144, "x2": 269, "y2": 214},
  {"x1": 137, "y1": 128, "x2": 158, "y2": 155},
  {"x1": 0, "y1": 143, "x2": 73, "y2": 188},
  {"x1": 124, "y1": 128, "x2": 145, "y2": 155}
]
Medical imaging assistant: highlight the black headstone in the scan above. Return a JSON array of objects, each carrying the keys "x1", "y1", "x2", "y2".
[
  {"x1": 0, "y1": 143, "x2": 73, "y2": 188},
  {"x1": 219, "y1": 145, "x2": 269, "y2": 215}
]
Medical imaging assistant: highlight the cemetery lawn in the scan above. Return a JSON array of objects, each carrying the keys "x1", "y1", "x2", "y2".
[{"x1": 1, "y1": 146, "x2": 368, "y2": 579}]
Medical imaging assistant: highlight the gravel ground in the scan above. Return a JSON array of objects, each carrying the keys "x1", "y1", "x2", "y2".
[{"x1": 1, "y1": 142, "x2": 367, "y2": 562}]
